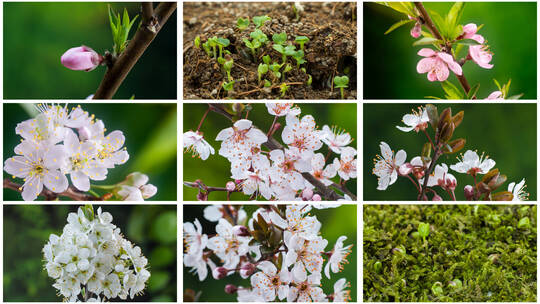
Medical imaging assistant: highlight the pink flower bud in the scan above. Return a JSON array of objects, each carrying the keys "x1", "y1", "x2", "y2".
[
  {"x1": 239, "y1": 263, "x2": 256, "y2": 278},
  {"x1": 225, "y1": 284, "x2": 238, "y2": 294},
  {"x1": 485, "y1": 91, "x2": 503, "y2": 100},
  {"x1": 226, "y1": 181, "x2": 236, "y2": 192},
  {"x1": 197, "y1": 192, "x2": 208, "y2": 201},
  {"x1": 410, "y1": 22, "x2": 421, "y2": 38},
  {"x1": 312, "y1": 194, "x2": 321, "y2": 201},
  {"x1": 302, "y1": 188, "x2": 313, "y2": 200},
  {"x1": 61, "y1": 46, "x2": 102, "y2": 71},
  {"x1": 212, "y1": 267, "x2": 228, "y2": 280},
  {"x1": 232, "y1": 225, "x2": 250, "y2": 237},
  {"x1": 432, "y1": 194, "x2": 443, "y2": 201},
  {"x1": 464, "y1": 185, "x2": 474, "y2": 200}
]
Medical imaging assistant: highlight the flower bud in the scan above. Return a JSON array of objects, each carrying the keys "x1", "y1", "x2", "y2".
[
  {"x1": 61, "y1": 46, "x2": 102, "y2": 71},
  {"x1": 225, "y1": 284, "x2": 238, "y2": 294},
  {"x1": 312, "y1": 194, "x2": 321, "y2": 201},
  {"x1": 232, "y1": 225, "x2": 250, "y2": 237},
  {"x1": 226, "y1": 181, "x2": 236, "y2": 192},
  {"x1": 432, "y1": 194, "x2": 443, "y2": 201},
  {"x1": 398, "y1": 163, "x2": 413, "y2": 175},
  {"x1": 212, "y1": 267, "x2": 228, "y2": 280},
  {"x1": 464, "y1": 185, "x2": 474, "y2": 200},
  {"x1": 410, "y1": 22, "x2": 421, "y2": 38},
  {"x1": 239, "y1": 263, "x2": 256, "y2": 278},
  {"x1": 78, "y1": 126, "x2": 92, "y2": 141},
  {"x1": 123, "y1": 172, "x2": 149, "y2": 187},
  {"x1": 302, "y1": 188, "x2": 313, "y2": 200},
  {"x1": 197, "y1": 192, "x2": 208, "y2": 201},
  {"x1": 140, "y1": 184, "x2": 157, "y2": 199}
]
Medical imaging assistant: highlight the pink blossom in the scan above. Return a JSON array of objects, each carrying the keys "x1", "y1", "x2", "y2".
[
  {"x1": 416, "y1": 48, "x2": 462, "y2": 82},
  {"x1": 469, "y1": 45, "x2": 493, "y2": 69},
  {"x1": 61, "y1": 46, "x2": 102, "y2": 71},
  {"x1": 485, "y1": 91, "x2": 503, "y2": 100},
  {"x1": 410, "y1": 22, "x2": 421, "y2": 38},
  {"x1": 462, "y1": 23, "x2": 485, "y2": 43}
]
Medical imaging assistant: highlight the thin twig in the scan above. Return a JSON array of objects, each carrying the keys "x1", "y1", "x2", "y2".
[
  {"x1": 93, "y1": 2, "x2": 177, "y2": 99},
  {"x1": 4, "y1": 178, "x2": 103, "y2": 201}
]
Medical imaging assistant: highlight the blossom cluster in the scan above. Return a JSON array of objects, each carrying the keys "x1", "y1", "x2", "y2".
[
  {"x1": 373, "y1": 105, "x2": 528, "y2": 201},
  {"x1": 183, "y1": 204, "x2": 353, "y2": 302},
  {"x1": 42, "y1": 206, "x2": 150, "y2": 302},
  {"x1": 183, "y1": 103, "x2": 356, "y2": 201},
  {"x1": 3, "y1": 104, "x2": 158, "y2": 201}
]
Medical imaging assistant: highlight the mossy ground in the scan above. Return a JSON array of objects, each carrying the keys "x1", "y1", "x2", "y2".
[{"x1": 364, "y1": 205, "x2": 537, "y2": 302}]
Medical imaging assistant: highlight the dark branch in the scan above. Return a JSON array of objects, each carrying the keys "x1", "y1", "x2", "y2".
[{"x1": 4, "y1": 178, "x2": 103, "y2": 201}]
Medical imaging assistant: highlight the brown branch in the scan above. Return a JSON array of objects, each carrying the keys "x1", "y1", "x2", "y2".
[
  {"x1": 4, "y1": 178, "x2": 103, "y2": 201},
  {"x1": 141, "y1": 2, "x2": 154, "y2": 24},
  {"x1": 183, "y1": 181, "x2": 241, "y2": 194},
  {"x1": 414, "y1": 2, "x2": 471, "y2": 94},
  {"x1": 93, "y1": 2, "x2": 177, "y2": 99},
  {"x1": 205, "y1": 104, "x2": 349, "y2": 201}
]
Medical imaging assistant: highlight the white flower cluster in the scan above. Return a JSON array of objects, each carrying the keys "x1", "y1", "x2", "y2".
[
  {"x1": 183, "y1": 103, "x2": 357, "y2": 201},
  {"x1": 4, "y1": 104, "x2": 129, "y2": 201},
  {"x1": 43, "y1": 206, "x2": 150, "y2": 302},
  {"x1": 184, "y1": 204, "x2": 352, "y2": 302},
  {"x1": 373, "y1": 106, "x2": 528, "y2": 201}
]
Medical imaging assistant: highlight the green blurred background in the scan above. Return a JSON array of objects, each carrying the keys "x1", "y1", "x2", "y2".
[
  {"x1": 183, "y1": 204, "x2": 358, "y2": 301},
  {"x1": 3, "y1": 103, "x2": 177, "y2": 201},
  {"x1": 364, "y1": 2, "x2": 537, "y2": 99},
  {"x1": 183, "y1": 103, "x2": 358, "y2": 200},
  {"x1": 3, "y1": 204, "x2": 177, "y2": 301},
  {"x1": 363, "y1": 103, "x2": 537, "y2": 200},
  {"x1": 3, "y1": 2, "x2": 177, "y2": 99}
]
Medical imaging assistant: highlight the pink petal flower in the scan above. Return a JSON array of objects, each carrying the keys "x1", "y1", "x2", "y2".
[
  {"x1": 416, "y1": 57, "x2": 436, "y2": 74},
  {"x1": 437, "y1": 52, "x2": 462, "y2": 75},
  {"x1": 485, "y1": 90, "x2": 503, "y2": 100},
  {"x1": 418, "y1": 48, "x2": 437, "y2": 57},
  {"x1": 469, "y1": 45, "x2": 493, "y2": 69},
  {"x1": 417, "y1": 49, "x2": 461, "y2": 81},
  {"x1": 462, "y1": 23, "x2": 485, "y2": 43},
  {"x1": 61, "y1": 46, "x2": 102, "y2": 71}
]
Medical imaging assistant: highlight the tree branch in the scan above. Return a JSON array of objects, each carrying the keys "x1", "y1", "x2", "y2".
[
  {"x1": 4, "y1": 178, "x2": 103, "y2": 201},
  {"x1": 205, "y1": 103, "x2": 350, "y2": 201},
  {"x1": 93, "y1": 2, "x2": 177, "y2": 99},
  {"x1": 414, "y1": 2, "x2": 471, "y2": 94},
  {"x1": 141, "y1": 2, "x2": 154, "y2": 24}
]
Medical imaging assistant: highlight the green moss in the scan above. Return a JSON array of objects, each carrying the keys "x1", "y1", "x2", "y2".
[{"x1": 364, "y1": 205, "x2": 537, "y2": 302}]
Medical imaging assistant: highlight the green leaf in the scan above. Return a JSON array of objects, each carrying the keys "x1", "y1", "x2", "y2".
[
  {"x1": 418, "y1": 222, "x2": 430, "y2": 238},
  {"x1": 467, "y1": 83, "x2": 480, "y2": 99},
  {"x1": 441, "y1": 81, "x2": 464, "y2": 99},
  {"x1": 379, "y1": 2, "x2": 415, "y2": 16},
  {"x1": 272, "y1": 32, "x2": 287, "y2": 45},
  {"x1": 518, "y1": 217, "x2": 530, "y2": 229},
  {"x1": 507, "y1": 93, "x2": 524, "y2": 100},
  {"x1": 429, "y1": 10, "x2": 447, "y2": 39},
  {"x1": 384, "y1": 19, "x2": 415, "y2": 35},
  {"x1": 412, "y1": 37, "x2": 443, "y2": 46},
  {"x1": 446, "y1": 2, "x2": 465, "y2": 29},
  {"x1": 237, "y1": 17, "x2": 250, "y2": 30},
  {"x1": 456, "y1": 39, "x2": 481, "y2": 46},
  {"x1": 493, "y1": 78, "x2": 502, "y2": 91}
]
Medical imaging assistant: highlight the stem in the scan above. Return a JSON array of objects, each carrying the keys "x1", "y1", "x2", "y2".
[
  {"x1": 418, "y1": 147, "x2": 441, "y2": 200},
  {"x1": 4, "y1": 178, "x2": 103, "y2": 201},
  {"x1": 197, "y1": 107, "x2": 211, "y2": 132},
  {"x1": 422, "y1": 129, "x2": 435, "y2": 151},
  {"x1": 405, "y1": 174, "x2": 421, "y2": 194},
  {"x1": 413, "y1": 2, "x2": 471, "y2": 94},
  {"x1": 93, "y1": 2, "x2": 177, "y2": 99},
  {"x1": 267, "y1": 116, "x2": 278, "y2": 137},
  {"x1": 340, "y1": 87, "x2": 344, "y2": 99}
]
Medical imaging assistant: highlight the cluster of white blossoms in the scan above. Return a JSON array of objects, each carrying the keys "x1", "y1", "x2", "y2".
[
  {"x1": 183, "y1": 103, "x2": 356, "y2": 201},
  {"x1": 183, "y1": 204, "x2": 352, "y2": 302},
  {"x1": 4, "y1": 104, "x2": 157, "y2": 201},
  {"x1": 373, "y1": 106, "x2": 528, "y2": 201},
  {"x1": 42, "y1": 206, "x2": 150, "y2": 302}
]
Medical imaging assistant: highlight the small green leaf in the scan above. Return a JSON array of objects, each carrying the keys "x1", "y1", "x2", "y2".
[
  {"x1": 418, "y1": 222, "x2": 430, "y2": 238},
  {"x1": 384, "y1": 19, "x2": 415, "y2": 35},
  {"x1": 425, "y1": 104, "x2": 439, "y2": 129},
  {"x1": 272, "y1": 32, "x2": 287, "y2": 45},
  {"x1": 457, "y1": 39, "x2": 481, "y2": 46},
  {"x1": 518, "y1": 217, "x2": 530, "y2": 229},
  {"x1": 237, "y1": 17, "x2": 250, "y2": 30},
  {"x1": 507, "y1": 93, "x2": 524, "y2": 100},
  {"x1": 441, "y1": 81, "x2": 464, "y2": 99},
  {"x1": 467, "y1": 83, "x2": 480, "y2": 99},
  {"x1": 412, "y1": 37, "x2": 443, "y2": 46},
  {"x1": 253, "y1": 15, "x2": 271, "y2": 28},
  {"x1": 333, "y1": 76, "x2": 349, "y2": 88}
]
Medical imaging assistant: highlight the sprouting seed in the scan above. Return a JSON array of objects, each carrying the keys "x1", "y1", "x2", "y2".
[
  {"x1": 258, "y1": 63, "x2": 269, "y2": 83},
  {"x1": 272, "y1": 32, "x2": 287, "y2": 45},
  {"x1": 333, "y1": 75, "x2": 349, "y2": 99},
  {"x1": 253, "y1": 15, "x2": 271, "y2": 28},
  {"x1": 194, "y1": 35, "x2": 200, "y2": 49},
  {"x1": 295, "y1": 36, "x2": 310, "y2": 51},
  {"x1": 237, "y1": 17, "x2": 250, "y2": 31}
]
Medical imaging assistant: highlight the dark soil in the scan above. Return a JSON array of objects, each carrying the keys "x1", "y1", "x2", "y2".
[{"x1": 183, "y1": 2, "x2": 357, "y2": 99}]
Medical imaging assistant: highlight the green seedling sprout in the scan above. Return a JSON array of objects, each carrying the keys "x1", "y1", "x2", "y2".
[
  {"x1": 264, "y1": 79, "x2": 272, "y2": 87},
  {"x1": 216, "y1": 37, "x2": 230, "y2": 59},
  {"x1": 222, "y1": 80, "x2": 235, "y2": 92},
  {"x1": 418, "y1": 222, "x2": 430, "y2": 252},
  {"x1": 207, "y1": 36, "x2": 218, "y2": 58},
  {"x1": 282, "y1": 63, "x2": 292, "y2": 81},
  {"x1": 237, "y1": 17, "x2": 250, "y2": 31},
  {"x1": 194, "y1": 36, "x2": 200, "y2": 49},
  {"x1": 269, "y1": 63, "x2": 282, "y2": 80},
  {"x1": 253, "y1": 15, "x2": 271, "y2": 28},
  {"x1": 333, "y1": 75, "x2": 349, "y2": 99},
  {"x1": 292, "y1": 3, "x2": 300, "y2": 21},
  {"x1": 258, "y1": 63, "x2": 269, "y2": 83},
  {"x1": 280, "y1": 82, "x2": 289, "y2": 97},
  {"x1": 202, "y1": 41, "x2": 212, "y2": 57},
  {"x1": 295, "y1": 36, "x2": 309, "y2": 51},
  {"x1": 250, "y1": 29, "x2": 268, "y2": 44},
  {"x1": 273, "y1": 44, "x2": 296, "y2": 64},
  {"x1": 272, "y1": 32, "x2": 287, "y2": 45},
  {"x1": 307, "y1": 74, "x2": 312, "y2": 86},
  {"x1": 243, "y1": 38, "x2": 261, "y2": 58},
  {"x1": 223, "y1": 59, "x2": 234, "y2": 81},
  {"x1": 292, "y1": 50, "x2": 306, "y2": 67},
  {"x1": 263, "y1": 55, "x2": 271, "y2": 65}
]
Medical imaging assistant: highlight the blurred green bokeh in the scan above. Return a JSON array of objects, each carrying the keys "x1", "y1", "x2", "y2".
[
  {"x1": 364, "y1": 2, "x2": 537, "y2": 99},
  {"x1": 183, "y1": 103, "x2": 358, "y2": 200},
  {"x1": 3, "y1": 103, "x2": 177, "y2": 201},
  {"x1": 363, "y1": 103, "x2": 537, "y2": 200},
  {"x1": 3, "y1": 2, "x2": 177, "y2": 99},
  {"x1": 3, "y1": 204, "x2": 177, "y2": 302},
  {"x1": 183, "y1": 204, "x2": 358, "y2": 301}
]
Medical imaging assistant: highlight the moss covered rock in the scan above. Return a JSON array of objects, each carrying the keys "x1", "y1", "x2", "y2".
[{"x1": 364, "y1": 205, "x2": 537, "y2": 302}]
